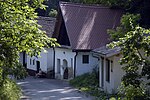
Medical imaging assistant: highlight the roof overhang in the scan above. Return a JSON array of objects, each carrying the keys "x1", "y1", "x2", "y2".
[
  {"x1": 72, "y1": 49, "x2": 92, "y2": 52},
  {"x1": 91, "y1": 46, "x2": 121, "y2": 58}
]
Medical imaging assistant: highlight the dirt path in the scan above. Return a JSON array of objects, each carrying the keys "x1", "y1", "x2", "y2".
[{"x1": 17, "y1": 77, "x2": 94, "y2": 100}]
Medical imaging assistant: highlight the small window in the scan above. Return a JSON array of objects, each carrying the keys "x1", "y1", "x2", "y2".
[
  {"x1": 106, "y1": 59, "x2": 110, "y2": 82},
  {"x1": 30, "y1": 59, "x2": 32, "y2": 65},
  {"x1": 33, "y1": 59, "x2": 35, "y2": 65},
  {"x1": 82, "y1": 55, "x2": 89, "y2": 64}
]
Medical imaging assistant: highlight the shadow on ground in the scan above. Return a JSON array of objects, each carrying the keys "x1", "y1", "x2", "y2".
[{"x1": 17, "y1": 76, "x2": 94, "y2": 100}]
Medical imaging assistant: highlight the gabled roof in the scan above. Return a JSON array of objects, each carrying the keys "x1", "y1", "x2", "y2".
[
  {"x1": 37, "y1": 16, "x2": 56, "y2": 37},
  {"x1": 54, "y1": 2, "x2": 123, "y2": 50}
]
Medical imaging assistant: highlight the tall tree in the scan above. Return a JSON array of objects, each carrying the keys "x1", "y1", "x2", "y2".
[
  {"x1": 109, "y1": 13, "x2": 150, "y2": 99},
  {"x1": 0, "y1": 0, "x2": 58, "y2": 99}
]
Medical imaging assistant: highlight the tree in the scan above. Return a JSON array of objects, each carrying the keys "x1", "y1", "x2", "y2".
[
  {"x1": 109, "y1": 13, "x2": 150, "y2": 99},
  {"x1": 0, "y1": 0, "x2": 58, "y2": 99}
]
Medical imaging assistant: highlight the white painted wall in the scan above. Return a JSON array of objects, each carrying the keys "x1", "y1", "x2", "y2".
[
  {"x1": 103, "y1": 57, "x2": 115, "y2": 94},
  {"x1": 99, "y1": 54, "x2": 124, "y2": 94},
  {"x1": 113, "y1": 55, "x2": 124, "y2": 92},
  {"x1": 47, "y1": 48, "x2": 54, "y2": 71},
  {"x1": 54, "y1": 48, "x2": 76, "y2": 79},
  {"x1": 76, "y1": 52, "x2": 99, "y2": 76},
  {"x1": 19, "y1": 52, "x2": 27, "y2": 65},
  {"x1": 27, "y1": 55, "x2": 38, "y2": 71},
  {"x1": 27, "y1": 48, "x2": 54, "y2": 73}
]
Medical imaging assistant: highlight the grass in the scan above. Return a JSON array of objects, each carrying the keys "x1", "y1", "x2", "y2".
[
  {"x1": 69, "y1": 71, "x2": 116, "y2": 100},
  {"x1": 69, "y1": 68, "x2": 123, "y2": 100}
]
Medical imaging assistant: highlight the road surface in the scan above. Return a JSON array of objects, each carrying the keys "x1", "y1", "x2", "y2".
[{"x1": 17, "y1": 77, "x2": 94, "y2": 100}]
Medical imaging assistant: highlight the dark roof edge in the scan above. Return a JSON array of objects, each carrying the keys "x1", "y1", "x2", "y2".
[
  {"x1": 59, "y1": 1, "x2": 111, "y2": 9},
  {"x1": 72, "y1": 49, "x2": 92, "y2": 52},
  {"x1": 37, "y1": 16, "x2": 56, "y2": 20}
]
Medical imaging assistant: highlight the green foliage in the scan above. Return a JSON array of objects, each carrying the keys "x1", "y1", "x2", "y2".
[
  {"x1": 70, "y1": 72, "x2": 98, "y2": 88},
  {"x1": 0, "y1": 0, "x2": 58, "y2": 79},
  {"x1": 49, "y1": 9, "x2": 58, "y2": 17},
  {"x1": 0, "y1": 78, "x2": 22, "y2": 100},
  {"x1": 69, "y1": 70, "x2": 99, "y2": 96},
  {"x1": 108, "y1": 13, "x2": 140, "y2": 41},
  {"x1": 0, "y1": 0, "x2": 59, "y2": 99},
  {"x1": 70, "y1": 70, "x2": 118, "y2": 99},
  {"x1": 12, "y1": 63, "x2": 28, "y2": 80},
  {"x1": 108, "y1": 13, "x2": 150, "y2": 98},
  {"x1": 119, "y1": 83, "x2": 146, "y2": 100}
]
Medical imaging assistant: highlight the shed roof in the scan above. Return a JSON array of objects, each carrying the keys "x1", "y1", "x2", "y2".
[
  {"x1": 57, "y1": 2, "x2": 123, "y2": 50},
  {"x1": 93, "y1": 46, "x2": 121, "y2": 57}
]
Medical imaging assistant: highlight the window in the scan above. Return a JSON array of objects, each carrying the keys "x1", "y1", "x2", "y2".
[
  {"x1": 33, "y1": 59, "x2": 35, "y2": 65},
  {"x1": 106, "y1": 59, "x2": 110, "y2": 82},
  {"x1": 30, "y1": 59, "x2": 32, "y2": 65},
  {"x1": 82, "y1": 55, "x2": 89, "y2": 64}
]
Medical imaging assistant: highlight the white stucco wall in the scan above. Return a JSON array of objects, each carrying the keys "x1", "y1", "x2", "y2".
[
  {"x1": 19, "y1": 52, "x2": 27, "y2": 65},
  {"x1": 100, "y1": 52, "x2": 150, "y2": 94},
  {"x1": 99, "y1": 54, "x2": 124, "y2": 94},
  {"x1": 76, "y1": 52, "x2": 99, "y2": 76},
  {"x1": 27, "y1": 48, "x2": 54, "y2": 73},
  {"x1": 47, "y1": 48, "x2": 54, "y2": 71},
  {"x1": 113, "y1": 55, "x2": 124, "y2": 92},
  {"x1": 103, "y1": 57, "x2": 114, "y2": 94},
  {"x1": 27, "y1": 56, "x2": 38, "y2": 71},
  {"x1": 54, "y1": 48, "x2": 76, "y2": 79}
]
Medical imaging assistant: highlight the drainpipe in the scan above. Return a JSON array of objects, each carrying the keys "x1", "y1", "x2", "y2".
[
  {"x1": 74, "y1": 52, "x2": 78, "y2": 78},
  {"x1": 53, "y1": 47, "x2": 55, "y2": 79}
]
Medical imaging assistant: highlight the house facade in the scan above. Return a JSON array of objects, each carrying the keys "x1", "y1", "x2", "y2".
[
  {"x1": 54, "y1": 47, "x2": 99, "y2": 79},
  {"x1": 92, "y1": 46, "x2": 124, "y2": 94},
  {"x1": 26, "y1": 16, "x2": 56, "y2": 77},
  {"x1": 27, "y1": 48, "x2": 54, "y2": 76},
  {"x1": 26, "y1": 2, "x2": 123, "y2": 81},
  {"x1": 52, "y1": 2, "x2": 123, "y2": 79}
]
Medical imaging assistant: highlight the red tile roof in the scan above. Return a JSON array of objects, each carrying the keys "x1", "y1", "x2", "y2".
[{"x1": 59, "y1": 2, "x2": 123, "y2": 50}]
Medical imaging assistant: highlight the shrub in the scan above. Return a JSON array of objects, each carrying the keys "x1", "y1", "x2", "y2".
[
  {"x1": 118, "y1": 83, "x2": 146, "y2": 100},
  {"x1": 69, "y1": 70, "x2": 100, "y2": 97},
  {"x1": 0, "y1": 78, "x2": 22, "y2": 100}
]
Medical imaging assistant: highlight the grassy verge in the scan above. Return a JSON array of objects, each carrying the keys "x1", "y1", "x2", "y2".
[{"x1": 69, "y1": 71, "x2": 119, "y2": 100}]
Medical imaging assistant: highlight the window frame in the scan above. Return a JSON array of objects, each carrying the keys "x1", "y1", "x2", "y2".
[{"x1": 82, "y1": 55, "x2": 89, "y2": 64}]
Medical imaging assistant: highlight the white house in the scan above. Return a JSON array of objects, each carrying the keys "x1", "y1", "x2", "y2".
[
  {"x1": 26, "y1": 2, "x2": 123, "y2": 80},
  {"x1": 93, "y1": 46, "x2": 150, "y2": 94},
  {"x1": 92, "y1": 46, "x2": 124, "y2": 94},
  {"x1": 54, "y1": 46, "x2": 99, "y2": 79},
  {"x1": 26, "y1": 16, "x2": 56, "y2": 77},
  {"x1": 52, "y1": 2, "x2": 123, "y2": 79}
]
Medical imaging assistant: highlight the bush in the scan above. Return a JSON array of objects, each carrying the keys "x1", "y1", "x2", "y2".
[
  {"x1": 0, "y1": 78, "x2": 22, "y2": 100},
  {"x1": 69, "y1": 70, "x2": 101, "y2": 97},
  {"x1": 118, "y1": 83, "x2": 147, "y2": 100},
  {"x1": 69, "y1": 70, "x2": 119, "y2": 100},
  {"x1": 70, "y1": 72, "x2": 99, "y2": 89},
  {"x1": 12, "y1": 63, "x2": 28, "y2": 80}
]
